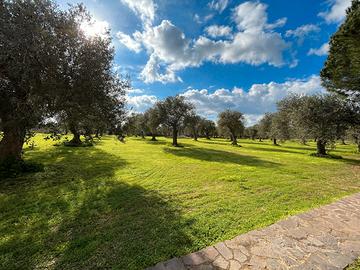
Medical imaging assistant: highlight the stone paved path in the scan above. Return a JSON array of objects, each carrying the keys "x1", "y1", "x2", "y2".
[{"x1": 147, "y1": 193, "x2": 360, "y2": 270}]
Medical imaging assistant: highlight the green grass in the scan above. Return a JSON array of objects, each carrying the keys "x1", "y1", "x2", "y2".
[
  {"x1": 347, "y1": 258, "x2": 360, "y2": 270},
  {"x1": 1, "y1": 135, "x2": 360, "y2": 269}
]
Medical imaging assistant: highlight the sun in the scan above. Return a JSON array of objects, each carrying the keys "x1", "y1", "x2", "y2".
[{"x1": 80, "y1": 19, "x2": 110, "y2": 38}]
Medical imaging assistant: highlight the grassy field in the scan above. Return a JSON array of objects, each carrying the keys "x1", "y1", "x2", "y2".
[{"x1": 1, "y1": 135, "x2": 360, "y2": 269}]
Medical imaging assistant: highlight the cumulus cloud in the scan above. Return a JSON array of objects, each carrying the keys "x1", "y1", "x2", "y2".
[
  {"x1": 308, "y1": 43, "x2": 329, "y2": 56},
  {"x1": 208, "y1": 0, "x2": 229, "y2": 13},
  {"x1": 285, "y1": 24, "x2": 320, "y2": 43},
  {"x1": 319, "y1": 0, "x2": 351, "y2": 23},
  {"x1": 117, "y1": 0, "x2": 291, "y2": 83},
  {"x1": 126, "y1": 94, "x2": 158, "y2": 112},
  {"x1": 181, "y1": 75, "x2": 325, "y2": 125},
  {"x1": 205, "y1": 25, "x2": 232, "y2": 38},
  {"x1": 118, "y1": 1, "x2": 290, "y2": 83},
  {"x1": 120, "y1": 0, "x2": 156, "y2": 26},
  {"x1": 116, "y1": 32, "x2": 142, "y2": 52},
  {"x1": 232, "y1": 2, "x2": 286, "y2": 32}
]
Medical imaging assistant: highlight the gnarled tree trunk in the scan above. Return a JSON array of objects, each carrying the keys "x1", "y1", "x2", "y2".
[
  {"x1": 0, "y1": 124, "x2": 26, "y2": 162},
  {"x1": 231, "y1": 134, "x2": 238, "y2": 145},
  {"x1": 172, "y1": 126, "x2": 178, "y2": 146},
  {"x1": 69, "y1": 124, "x2": 82, "y2": 145},
  {"x1": 193, "y1": 131, "x2": 198, "y2": 141},
  {"x1": 316, "y1": 139, "x2": 327, "y2": 155}
]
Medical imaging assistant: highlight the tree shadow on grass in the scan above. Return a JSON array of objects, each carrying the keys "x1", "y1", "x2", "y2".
[
  {"x1": 242, "y1": 145, "x2": 304, "y2": 155},
  {"x1": 163, "y1": 146, "x2": 280, "y2": 167},
  {"x1": 0, "y1": 146, "x2": 191, "y2": 270}
]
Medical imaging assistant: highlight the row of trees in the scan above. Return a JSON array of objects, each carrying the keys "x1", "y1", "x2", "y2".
[
  {"x1": 247, "y1": 94, "x2": 359, "y2": 155},
  {"x1": 122, "y1": 95, "x2": 246, "y2": 147},
  {"x1": 122, "y1": 92, "x2": 360, "y2": 157},
  {"x1": 123, "y1": 96, "x2": 218, "y2": 147},
  {"x1": 0, "y1": 0, "x2": 128, "y2": 164}
]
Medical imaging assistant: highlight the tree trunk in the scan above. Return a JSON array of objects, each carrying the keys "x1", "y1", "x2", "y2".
[
  {"x1": 151, "y1": 134, "x2": 157, "y2": 141},
  {"x1": 205, "y1": 133, "x2": 210, "y2": 140},
  {"x1": 301, "y1": 138, "x2": 307, "y2": 145},
  {"x1": 259, "y1": 138, "x2": 262, "y2": 142},
  {"x1": 231, "y1": 134, "x2": 238, "y2": 145},
  {"x1": 69, "y1": 125, "x2": 82, "y2": 145},
  {"x1": 141, "y1": 131, "x2": 145, "y2": 139},
  {"x1": 273, "y1": 138, "x2": 277, "y2": 145},
  {"x1": 0, "y1": 124, "x2": 26, "y2": 162},
  {"x1": 193, "y1": 132, "x2": 198, "y2": 141},
  {"x1": 172, "y1": 127, "x2": 178, "y2": 146},
  {"x1": 341, "y1": 138, "x2": 346, "y2": 145},
  {"x1": 316, "y1": 140, "x2": 327, "y2": 155}
]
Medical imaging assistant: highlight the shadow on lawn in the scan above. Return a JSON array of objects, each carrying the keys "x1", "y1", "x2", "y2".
[
  {"x1": 163, "y1": 146, "x2": 279, "y2": 167},
  {"x1": 0, "y1": 146, "x2": 191, "y2": 270}
]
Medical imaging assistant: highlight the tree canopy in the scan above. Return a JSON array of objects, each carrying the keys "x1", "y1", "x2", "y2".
[
  {"x1": 321, "y1": 0, "x2": 360, "y2": 101},
  {"x1": 217, "y1": 110, "x2": 245, "y2": 146}
]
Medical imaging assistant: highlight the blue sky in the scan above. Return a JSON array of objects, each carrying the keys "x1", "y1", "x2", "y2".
[{"x1": 56, "y1": 0, "x2": 351, "y2": 125}]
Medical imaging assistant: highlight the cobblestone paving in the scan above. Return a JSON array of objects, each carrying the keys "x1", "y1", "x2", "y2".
[{"x1": 147, "y1": 193, "x2": 360, "y2": 270}]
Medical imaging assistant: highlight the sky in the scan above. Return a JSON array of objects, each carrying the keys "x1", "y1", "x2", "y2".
[{"x1": 56, "y1": 0, "x2": 352, "y2": 125}]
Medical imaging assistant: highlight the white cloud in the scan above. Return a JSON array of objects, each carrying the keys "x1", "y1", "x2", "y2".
[
  {"x1": 139, "y1": 2, "x2": 288, "y2": 83},
  {"x1": 285, "y1": 24, "x2": 320, "y2": 40},
  {"x1": 181, "y1": 75, "x2": 325, "y2": 125},
  {"x1": 119, "y1": 1, "x2": 290, "y2": 83},
  {"x1": 126, "y1": 94, "x2": 158, "y2": 112},
  {"x1": 319, "y1": 0, "x2": 351, "y2": 23},
  {"x1": 194, "y1": 13, "x2": 214, "y2": 24},
  {"x1": 208, "y1": 0, "x2": 229, "y2": 13},
  {"x1": 308, "y1": 43, "x2": 329, "y2": 56},
  {"x1": 116, "y1": 32, "x2": 142, "y2": 52},
  {"x1": 232, "y1": 2, "x2": 286, "y2": 32},
  {"x1": 127, "y1": 88, "x2": 144, "y2": 94},
  {"x1": 120, "y1": 0, "x2": 156, "y2": 26},
  {"x1": 205, "y1": 25, "x2": 232, "y2": 38},
  {"x1": 140, "y1": 53, "x2": 181, "y2": 83}
]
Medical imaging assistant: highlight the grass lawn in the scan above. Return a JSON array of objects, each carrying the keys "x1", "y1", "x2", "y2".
[{"x1": 1, "y1": 135, "x2": 360, "y2": 269}]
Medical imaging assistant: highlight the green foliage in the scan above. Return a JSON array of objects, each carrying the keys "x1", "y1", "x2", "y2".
[
  {"x1": 346, "y1": 258, "x2": 360, "y2": 270},
  {"x1": 258, "y1": 113, "x2": 273, "y2": 139},
  {"x1": 321, "y1": 0, "x2": 360, "y2": 98},
  {"x1": 277, "y1": 94, "x2": 351, "y2": 154},
  {"x1": 1, "y1": 135, "x2": 360, "y2": 269},
  {"x1": 156, "y1": 95, "x2": 194, "y2": 146},
  {"x1": 217, "y1": 110, "x2": 245, "y2": 145}
]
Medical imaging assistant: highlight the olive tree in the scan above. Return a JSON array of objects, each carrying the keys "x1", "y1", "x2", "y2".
[
  {"x1": 199, "y1": 119, "x2": 216, "y2": 139},
  {"x1": 56, "y1": 8, "x2": 127, "y2": 146},
  {"x1": 156, "y1": 96, "x2": 194, "y2": 146},
  {"x1": 257, "y1": 113, "x2": 273, "y2": 142},
  {"x1": 144, "y1": 107, "x2": 162, "y2": 141},
  {"x1": 185, "y1": 113, "x2": 202, "y2": 141},
  {"x1": 0, "y1": 0, "x2": 66, "y2": 162},
  {"x1": 279, "y1": 95, "x2": 350, "y2": 156},
  {"x1": 217, "y1": 110, "x2": 245, "y2": 146},
  {"x1": 269, "y1": 112, "x2": 291, "y2": 145}
]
